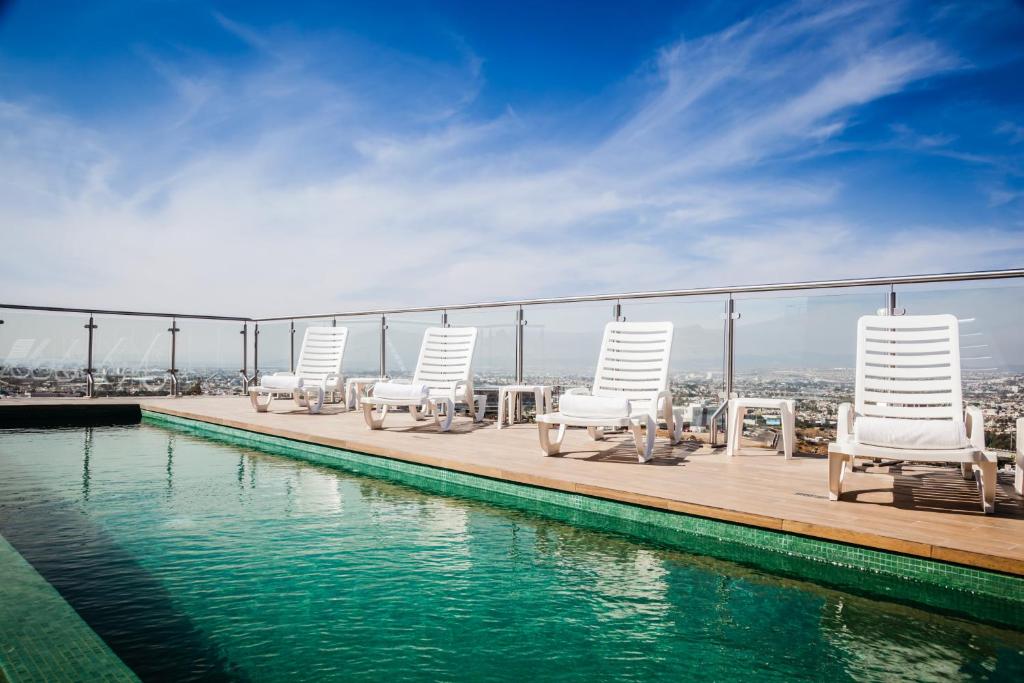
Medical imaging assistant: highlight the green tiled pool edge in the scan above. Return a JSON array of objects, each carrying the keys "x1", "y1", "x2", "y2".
[
  {"x1": 142, "y1": 410, "x2": 1024, "y2": 630},
  {"x1": 0, "y1": 533, "x2": 140, "y2": 683}
]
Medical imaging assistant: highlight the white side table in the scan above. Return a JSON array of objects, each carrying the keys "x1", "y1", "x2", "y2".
[
  {"x1": 726, "y1": 397, "x2": 796, "y2": 459},
  {"x1": 497, "y1": 384, "x2": 553, "y2": 429},
  {"x1": 344, "y1": 377, "x2": 388, "y2": 411}
]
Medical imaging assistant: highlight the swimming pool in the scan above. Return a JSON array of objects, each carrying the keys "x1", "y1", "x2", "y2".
[{"x1": 1, "y1": 424, "x2": 1022, "y2": 681}]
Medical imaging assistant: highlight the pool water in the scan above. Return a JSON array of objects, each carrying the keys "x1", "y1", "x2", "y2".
[{"x1": 0, "y1": 425, "x2": 1022, "y2": 682}]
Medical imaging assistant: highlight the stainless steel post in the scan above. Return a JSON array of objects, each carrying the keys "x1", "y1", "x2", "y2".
[
  {"x1": 514, "y1": 306, "x2": 526, "y2": 421},
  {"x1": 379, "y1": 315, "x2": 387, "y2": 378},
  {"x1": 441, "y1": 310, "x2": 449, "y2": 327},
  {"x1": 84, "y1": 315, "x2": 97, "y2": 398},
  {"x1": 289, "y1": 321, "x2": 296, "y2": 373},
  {"x1": 712, "y1": 296, "x2": 738, "y2": 446},
  {"x1": 613, "y1": 301, "x2": 623, "y2": 321},
  {"x1": 240, "y1": 322, "x2": 249, "y2": 392},
  {"x1": 253, "y1": 322, "x2": 260, "y2": 382},
  {"x1": 167, "y1": 318, "x2": 180, "y2": 397}
]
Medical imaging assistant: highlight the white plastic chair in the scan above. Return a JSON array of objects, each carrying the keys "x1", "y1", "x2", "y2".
[
  {"x1": 361, "y1": 327, "x2": 485, "y2": 432},
  {"x1": 828, "y1": 314, "x2": 997, "y2": 513},
  {"x1": 249, "y1": 326, "x2": 348, "y2": 414},
  {"x1": 536, "y1": 321, "x2": 677, "y2": 463}
]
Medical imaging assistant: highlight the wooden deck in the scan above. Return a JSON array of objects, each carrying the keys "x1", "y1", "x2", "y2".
[{"x1": 124, "y1": 396, "x2": 1024, "y2": 577}]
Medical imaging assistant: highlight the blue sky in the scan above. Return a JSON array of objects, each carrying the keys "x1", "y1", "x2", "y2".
[{"x1": 1, "y1": 0, "x2": 1023, "y2": 316}]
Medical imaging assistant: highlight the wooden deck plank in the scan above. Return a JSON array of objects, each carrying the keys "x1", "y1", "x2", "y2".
[{"x1": 130, "y1": 397, "x2": 1024, "y2": 576}]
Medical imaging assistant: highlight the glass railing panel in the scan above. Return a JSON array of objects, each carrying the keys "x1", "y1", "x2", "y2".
[
  {"x1": 0, "y1": 310, "x2": 89, "y2": 397},
  {"x1": 895, "y1": 281, "x2": 1024, "y2": 453},
  {"x1": 333, "y1": 316, "x2": 383, "y2": 378},
  {"x1": 255, "y1": 321, "x2": 292, "y2": 376},
  {"x1": 384, "y1": 312, "x2": 444, "y2": 380},
  {"x1": 522, "y1": 301, "x2": 612, "y2": 398},
  {"x1": 91, "y1": 316, "x2": 171, "y2": 396},
  {"x1": 445, "y1": 307, "x2": 517, "y2": 387},
  {"x1": 621, "y1": 295, "x2": 728, "y2": 430},
  {"x1": 732, "y1": 288, "x2": 888, "y2": 454},
  {"x1": 176, "y1": 319, "x2": 247, "y2": 396}
]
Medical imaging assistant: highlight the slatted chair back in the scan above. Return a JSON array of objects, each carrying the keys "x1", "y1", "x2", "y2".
[
  {"x1": 295, "y1": 326, "x2": 349, "y2": 389},
  {"x1": 591, "y1": 322, "x2": 674, "y2": 402},
  {"x1": 413, "y1": 327, "x2": 479, "y2": 398},
  {"x1": 854, "y1": 314, "x2": 963, "y2": 421}
]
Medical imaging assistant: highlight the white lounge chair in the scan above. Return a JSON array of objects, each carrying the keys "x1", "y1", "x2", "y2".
[
  {"x1": 361, "y1": 327, "x2": 485, "y2": 432},
  {"x1": 828, "y1": 314, "x2": 997, "y2": 513},
  {"x1": 248, "y1": 326, "x2": 348, "y2": 414},
  {"x1": 536, "y1": 321, "x2": 678, "y2": 463}
]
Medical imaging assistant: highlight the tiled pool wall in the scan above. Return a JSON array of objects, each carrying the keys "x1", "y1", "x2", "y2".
[
  {"x1": 0, "y1": 534, "x2": 139, "y2": 683},
  {"x1": 142, "y1": 410, "x2": 1024, "y2": 630}
]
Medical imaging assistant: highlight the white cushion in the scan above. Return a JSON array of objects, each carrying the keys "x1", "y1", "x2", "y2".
[
  {"x1": 854, "y1": 416, "x2": 970, "y2": 450},
  {"x1": 559, "y1": 393, "x2": 631, "y2": 419},
  {"x1": 260, "y1": 374, "x2": 302, "y2": 391},
  {"x1": 372, "y1": 382, "x2": 429, "y2": 401}
]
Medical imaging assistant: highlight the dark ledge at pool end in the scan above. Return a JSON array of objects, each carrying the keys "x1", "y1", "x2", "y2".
[{"x1": 0, "y1": 401, "x2": 142, "y2": 428}]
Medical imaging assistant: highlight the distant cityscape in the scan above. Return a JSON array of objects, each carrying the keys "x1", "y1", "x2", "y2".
[{"x1": 2, "y1": 361, "x2": 1019, "y2": 456}]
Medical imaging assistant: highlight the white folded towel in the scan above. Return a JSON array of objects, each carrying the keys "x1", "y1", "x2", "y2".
[
  {"x1": 260, "y1": 374, "x2": 302, "y2": 391},
  {"x1": 372, "y1": 382, "x2": 430, "y2": 401},
  {"x1": 559, "y1": 393, "x2": 631, "y2": 419},
  {"x1": 854, "y1": 416, "x2": 970, "y2": 450}
]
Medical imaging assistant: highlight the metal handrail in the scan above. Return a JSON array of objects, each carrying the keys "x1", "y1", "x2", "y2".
[
  {"x1": 0, "y1": 303, "x2": 247, "y2": 321},
  {"x1": 1, "y1": 268, "x2": 1021, "y2": 322},
  {"x1": 253, "y1": 268, "x2": 1024, "y2": 321}
]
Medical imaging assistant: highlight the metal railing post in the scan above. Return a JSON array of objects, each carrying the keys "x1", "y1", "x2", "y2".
[
  {"x1": 441, "y1": 310, "x2": 449, "y2": 327},
  {"x1": 167, "y1": 318, "x2": 180, "y2": 397},
  {"x1": 613, "y1": 301, "x2": 624, "y2": 322},
  {"x1": 711, "y1": 296, "x2": 739, "y2": 446},
  {"x1": 253, "y1": 322, "x2": 260, "y2": 382},
  {"x1": 379, "y1": 315, "x2": 387, "y2": 378},
  {"x1": 239, "y1": 322, "x2": 249, "y2": 392},
  {"x1": 289, "y1": 321, "x2": 296, "y2": 373},
  {"x1": 724, "y1": 296, "x2": 736, "y2": 399},
  {"x1": 84, "y1": 315, "x2": 97, "y2": 398},
  {"x1": 514, "y1": 306, "x2": 526, "y2": 421}
]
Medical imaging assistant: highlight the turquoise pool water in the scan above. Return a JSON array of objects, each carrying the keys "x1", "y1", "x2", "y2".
[{"x1": 0, "y1": 424, "x2": 1022, "y2": 682}]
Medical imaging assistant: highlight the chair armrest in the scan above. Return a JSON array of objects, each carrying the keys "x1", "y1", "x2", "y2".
[
  {"x1": 563, "y1": 387, "x2": 591, "y2": 397},
  {"x1": 965, "y1": 406, "x2": 986, "y2": 450},
  {"x1": 836, "y1": 402, "x2": 853, "y2": 443},
  {"x1": 271, "y1": 371, "x2": 295, "y2": 377}
]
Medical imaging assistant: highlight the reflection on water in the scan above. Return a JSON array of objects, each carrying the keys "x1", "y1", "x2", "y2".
[{"x1": 0, "y1": 424, "x2": 1022, "y2": 682}]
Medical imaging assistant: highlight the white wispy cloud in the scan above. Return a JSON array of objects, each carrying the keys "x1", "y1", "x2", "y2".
[{"x1": 1, "y1": 0, "x2": 1020, "y2": 318}]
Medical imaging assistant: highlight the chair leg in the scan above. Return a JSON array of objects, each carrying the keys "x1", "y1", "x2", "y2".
[
  {"x1": 828, "y1": 452, "x2": 847, "y2": 501},
  {"x1": 960, "y1": 463, "x2": 975, "y2": 480},
  {"x1": 630, "y1": 416, "x2": 655, "y2": 463},
  {"x1": 782, "y1": 403, "x2": 794, "y2": 460},
  {"x1": 587, "y1": 426, "x2": 604, "y2": 441},
  {"x1": 362, "y1": 402, "x2": 387, "y2": 430},
  {"x1": 538, "y1": 422, "x2": 565, "y2": 455},
  {"x1": 250, "y1": 390, "x2": 273, "y2": 413},
  {"x1": 544, "y1": 388, "x2": 552, "y2": 416},
  {"x1": 409, "y1": 404, "x2": 426, "y2": 421},
  {"x1": 663, "y1": 401, "x2": 678, "y2": 445},
  {"x1": 433, "y1": 399, "x2": 454, "y2": 432},
  {"x1": 1016, "y1": 464, "x2": 1023, "y2": 497},
  {"x1": 726, "y1": 405, "x2": 741, "y2": 457},
  {"x1": 497, "y1": 389, "x2": 507, "y2": 429},
  {"x1": 307, "y1": 388, "x2": 325, "y2": 414},
  {"x1": 975, "y1": 461, "x2": 997, "y2": 514},
  {"x1": 474, "y1": 395, "x2": 486, "y2": 422}
]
